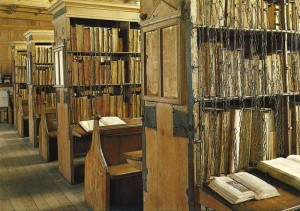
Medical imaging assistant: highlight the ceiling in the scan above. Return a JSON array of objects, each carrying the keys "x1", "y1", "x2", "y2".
[{"x1": 0, "y1": 0, "x2": 58, "y2": 15}]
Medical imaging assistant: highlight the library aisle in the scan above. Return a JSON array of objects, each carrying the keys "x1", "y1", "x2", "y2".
[{"x1": 0, "y1": 124, "x2": 90, "y2": 211}]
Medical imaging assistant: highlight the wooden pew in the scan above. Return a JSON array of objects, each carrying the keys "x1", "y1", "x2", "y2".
[
  {"x1": 17, "y1": 98, "x2": 29, "y2": 138},
  {"x1": 7, "y1": 90, "x2": 13, "y2": 124},
  {"x1": 39, "y1": 102, "x2": 57, "y2": 162},
  {"x1": 85, "y1": 117, "x2": 143, "y2": 210}
]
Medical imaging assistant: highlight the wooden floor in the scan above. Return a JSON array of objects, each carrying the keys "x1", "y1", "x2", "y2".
[{"x1": 0, "y1": 123, "x2": 90, "y2": 211}]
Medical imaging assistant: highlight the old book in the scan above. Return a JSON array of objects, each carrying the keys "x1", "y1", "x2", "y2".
[
  {"x1": 131, "y1": 94, "x2": 137, "y2": 118},
  {"x1": 112, "y1": 28, "x2": 119, "y2": 52},
  {"x1": 103, "y1": 28, "x2": 109, "y2": 52},
  {"x1": 117, "y1": 60, "x2": 124, "y2": 84},
  {"x1": 95, "y1": 58, "x2": 101, "y2": 85},
  {"x1": 104, "y1": 64, "x2": 111, "y2": 84},
  {"x1": 95, "y1": 28, "x2": 99, "y2": 52},
  {"x1": 129, "y1": 29, "x2": 133, "y2": 52},
  {"x1": 119, "y1": 38, "x2": 124, "y2": 52},
  {"x1": 99, "y1": 27, "x2": 104, "y2": 52},
  {"x1": 135, "y1": 59, "x2": 141, "y2": 84},
  {"x1": 102, "y1": 94, "x2": 110, "y2": 116},
  {"x1": 219, "y1": 111, "x2": 231, "y2": 175},
  {"x1": 287, "y1": 154, "x2": 300, "y2": 163},
  {"x1": 111, "y1": 61, "x2": 118, "y2": 84},
  {"x1": 71, "y1": 26, "x2": 77, "y2": 51},
  {"x1": 109, "y1": 95, "x2": 117, "y2": 116},
  {"x1": 257, "y1": 156, "x2": 300, "y2": 190},
  {"x1": 239, "y1": 109, "x2": 252, "y2": 171},
  {"x1": 209, "y1": 172, "x2": 279, "y2": 204},
  {"x1": 90, "y1": 27, "x2": 95, "y2": 52},
  {"x1": 108, "y1": 29, "x2": 112, "y2": 52},
  {"x1": 83, "y1": 57, "x2": 90, "y2": 86},
  {"x1": 78, "y1": 57, "x2": 84, "y2": 86},
  {"x1": 291, "y1": 104, "x2": 300, "y2": 154},
  {"x1": 136, "y1": 94, "x2": 141, "y2": 117},
  {"x1": 133, "y1": 29, "x2": 138, "y2": 53},
  {"x1": 99, "y1": 64, "x2": 105, "y2": 85},
  {"x1": 122, "y1": 102, "x2": 129, "y2": 118},
  {"x1": 76, "y1": 24, "x2": 84, "y2": 52},
  {"x1": 116, "y1": 95, "x2": 123, "y2": 118},
  {"x1": 72, "y1": 56, "x2": 79, "y2": 86},
  {"x1": 79, "y1": 116, "x2": 126, "y2": 132},
  {"x1": 84, "y1": 27, "x2": 90, "y2": 52},
  {"x1": 229, "y1": 109, "x2": 242, "y2": 173}
]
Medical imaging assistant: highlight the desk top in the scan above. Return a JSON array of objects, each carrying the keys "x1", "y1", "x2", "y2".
[
  {"x1": 72, "y1": 118, "x2": 142, "y2": 138},
  {"x1": 197, "y1": 170, "x2": 300, "y2": 211},
  {"x1": 122, "y1": 150, "x2": 142, "y2": 161}
]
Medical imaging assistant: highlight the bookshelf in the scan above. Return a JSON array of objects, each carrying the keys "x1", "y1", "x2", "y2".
[
  {"x1": 24, "y1": 30, "x2": 55, "y2": 148},
  {"x1": 140, "y1": 0, "x2": 300, "y2": 210},
  {"x1": 11, "y1": 41, "x2": 27, "y2": 133},
  {"x1": 49, "y1": 0, "x2": 141, "y2": 185}
]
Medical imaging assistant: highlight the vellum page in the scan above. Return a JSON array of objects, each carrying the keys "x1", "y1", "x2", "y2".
[
  {"x1": 232, "y1": 172, "x2": 280, "y2": 199},
  {"x1": 208, "y1": 176, "x2": 255, "y2": 204},
  {"x1": 257, "y1": 158, "x2": 300, "y2": 190}
]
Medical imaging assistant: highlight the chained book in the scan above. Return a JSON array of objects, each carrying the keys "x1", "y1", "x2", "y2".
[
  {"x1": 208, "y1": 172, "x2": 280, "y2": 204},
  {"x1": 257, "y1": 155, "x2": 300, "y2": 190},
  {"x1": 79, "y1": 116, "x2": 126, "y2": 132}
]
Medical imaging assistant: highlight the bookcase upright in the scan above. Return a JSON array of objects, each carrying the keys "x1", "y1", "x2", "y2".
[
  {"x1": 11, "y1": 41, "x2": 27, "y2": 129},
  {"x1": 49, "y1": 0, "x2": 141, "y2": 184},
  {"x1": 24, "y1": 30, "x2": 55, "y2": 148},
  {"x1": 140, "y1": 0, "x2": 300, "y2": 210}
]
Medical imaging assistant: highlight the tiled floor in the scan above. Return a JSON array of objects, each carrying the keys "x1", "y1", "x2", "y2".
[{"x1": 0, "y1": 123, "x2": 90, "y2": 211}]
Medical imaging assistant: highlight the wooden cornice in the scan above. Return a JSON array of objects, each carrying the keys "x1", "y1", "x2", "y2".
[{"x1": 48, "y1": 0, "x2": 140, "y2": 22}]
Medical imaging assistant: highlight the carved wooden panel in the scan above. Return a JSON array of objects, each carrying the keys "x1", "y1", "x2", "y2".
[
  {"x1": 143, "y1": 18, "x2": 186, "y2": 105},
  {"x1": 162, "y1": 25, "x2": 178, "y2": 99},
  {"x1": 145, "y1": 30, "x2": 160, "y2": 97}
]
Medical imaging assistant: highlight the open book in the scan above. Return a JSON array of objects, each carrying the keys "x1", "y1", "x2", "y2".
[
  {"x1": 79, "y1": 116, "x2": 126, "y2": 132},
  {"x1": 208, "y1": 172, "x2": 280, "y2": 204},
  {"x1": 257, "y1": 155, "x2": 300, "y2": 190}
]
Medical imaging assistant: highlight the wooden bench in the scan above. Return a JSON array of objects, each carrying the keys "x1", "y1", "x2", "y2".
[
  {"x1": 17, "y1": 99, "x2": 29, "y2": 138},
  {"x1": 85, "y1": 117, "x2": 143, "y2": 210},
  {"x1": 39, "y1": 103, "x2": 57, "y2": 162}
]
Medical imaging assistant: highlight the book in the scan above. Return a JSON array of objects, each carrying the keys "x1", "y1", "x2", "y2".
[
  {"x1": 79, "y1": 116, "x2": 126, "y2": 132},
  {"x1": 257, "y1": 156, "x2": 300, "y2": 190},
  {"x1": 208, "y1": 172, "x2": 280, "y2": 204}
]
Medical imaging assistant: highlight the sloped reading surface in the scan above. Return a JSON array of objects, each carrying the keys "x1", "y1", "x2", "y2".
[{"x1": 79, "y1": 116, "x2": 126, "y2": 132}]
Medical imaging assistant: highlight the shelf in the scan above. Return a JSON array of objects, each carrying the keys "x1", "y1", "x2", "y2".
[
  {"x1": 69, "y1": 83, "x2": 142, "y2": 88},
  {"x1": 67, "y1": 51, "x2": 141, "y2": 56},
  {"x1": 198, "y1": 92, "x2": 300, "y2": 102},
  {"x1": 0, "y1": 84, "x2": 13, "y2": 88},
  {"x1": 195, "y1": 25, "x2": 300, "y2": 35}
]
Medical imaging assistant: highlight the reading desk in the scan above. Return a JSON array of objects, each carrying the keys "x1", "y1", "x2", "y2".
[{"x1": 197, "y1": 170, "x2": 300, "y2": 210}]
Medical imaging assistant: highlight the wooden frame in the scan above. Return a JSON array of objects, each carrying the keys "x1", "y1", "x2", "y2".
[
  {"x1": 85, "y1": 118, "x2": 143, "y2": 210},
  {"x1": 23, "y1": 30, "x2": 55, "y2": 147},
  {"x1": 53, "y1": 44, "x2": 66, "y2": 87},
  {"x1": 142, "y1": 16, "x2": 187, "y2": 105},
  {"x1": 39, "y1": 102, "x2": 57, "y2": 162},
  {"x1": 49, "y1": 0, "x2": 141, "y2": 185}
]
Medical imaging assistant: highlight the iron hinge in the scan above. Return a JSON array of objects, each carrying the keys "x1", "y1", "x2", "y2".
[
  {"x1": 173, "y1": 109, "x2": 193, "y2": 138},
  {"x1": 143, "y1": 106, "x2": 157, "y2": 130}
]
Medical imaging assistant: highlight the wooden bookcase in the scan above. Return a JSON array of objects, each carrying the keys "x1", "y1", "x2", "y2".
[
  {"x1": 24, "y1": 30, "x2": 55, "y2": 148},
  {"x1": 140, "y1": 0, "x2": 300, "y2": 210},
  {"x1": 11, "y1": 41, "x2": 28, "y2": 136},
  {"x1": 49, "y1": 0, "x2": 141, "y2": 184}
]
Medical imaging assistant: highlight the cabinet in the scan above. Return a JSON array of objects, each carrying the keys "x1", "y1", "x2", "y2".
[
  {"x1": 11, "y1": 41, "x2": 28, "y2": 136},
  {"x1": 140, "y1": 0, "x2": 300, "y2": 210},
  {"x1": 49, "y1": 0, "x2": 141, "y2": 184},
  {"x1": 24, "y1": 30, "x2": 55, "y2": 147}
]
